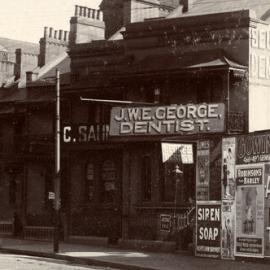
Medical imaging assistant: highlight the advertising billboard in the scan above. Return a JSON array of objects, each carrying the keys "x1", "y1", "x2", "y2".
[{"x1": 235, "y1": 164, "x2": 264, "y2": 257}]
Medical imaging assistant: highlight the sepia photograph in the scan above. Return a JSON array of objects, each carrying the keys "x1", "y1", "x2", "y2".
[{"x1": 0, "y1": 0, "x2": 270, "y2": 269}]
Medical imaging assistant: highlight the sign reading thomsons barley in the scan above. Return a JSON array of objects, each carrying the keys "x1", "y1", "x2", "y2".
[
  {"x1": 235, "y1": 164, "x2": 264, "y2": 258},
  {"x1": 109, "y1": 103, "x2": 225, "y2": 136},
  {"x1": 196, "y1": 201, "x2": 221, "y2": 258}
]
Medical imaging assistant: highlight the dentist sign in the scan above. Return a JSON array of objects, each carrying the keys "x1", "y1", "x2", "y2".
[{"x1": 109, "y1": 103, "x2": 225, "y2": 137}]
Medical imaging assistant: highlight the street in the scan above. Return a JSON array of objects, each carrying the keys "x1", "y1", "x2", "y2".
[{"x1": 0, "y1": 254, "x2": 119, "y2": 270}]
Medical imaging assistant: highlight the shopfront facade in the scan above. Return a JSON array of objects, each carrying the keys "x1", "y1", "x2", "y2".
[
  {"x1": 1, "y1": 7, "x2": 269, "y2": 253},
  {"x1": 63, "y1": 9, "x2": 253, "y2": 249}
]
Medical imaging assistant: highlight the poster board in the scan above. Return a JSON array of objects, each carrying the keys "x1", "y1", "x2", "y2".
[
  {"x1": 196, "y1": 141, "x2": 210, "y2": 201},
  {"x1": 196, "y1": 201, "x2": 221, "y2": 258},
  {"x1": 221, "y1": 137, "x2": 236, "y2": 260},
  {"x1": 235, "y1": 164, "x2": 264, "y2": 258}
]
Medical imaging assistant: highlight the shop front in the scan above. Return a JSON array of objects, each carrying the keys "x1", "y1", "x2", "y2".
[
  {"x1": 110, "y1": 102, "x2": 225, "y2": 250},
  {"x1": 62, "y1": 122, "x2": 123, "y2": 244}
]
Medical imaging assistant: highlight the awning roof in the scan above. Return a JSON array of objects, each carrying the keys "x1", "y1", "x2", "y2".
[{"x1": 132, "y1": 49, "x2": 247, "y2": 73}]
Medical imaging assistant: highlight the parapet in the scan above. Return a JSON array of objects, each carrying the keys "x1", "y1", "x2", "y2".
[{"x1": 74, "y1": 5, "x2": 103, "y2": 21}]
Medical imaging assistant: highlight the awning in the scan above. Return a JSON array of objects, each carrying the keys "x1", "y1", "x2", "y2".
[{"x1": 133, "y1": 49, "x2": 247, "y2": 73}]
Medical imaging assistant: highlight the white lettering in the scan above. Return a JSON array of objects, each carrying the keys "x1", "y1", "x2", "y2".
[
  {"x1": 114, "y1": 108, "x2": 125, "y2": 121},
  {"x1": 63, "y1": 126, "x2": 71, "y2": 142}
]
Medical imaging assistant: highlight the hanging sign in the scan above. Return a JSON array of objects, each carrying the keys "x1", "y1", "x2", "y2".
[
  {"x1": 110, "y1": 103, "x2": 225, "y2": 136},
  {"x1": 196, "y1": 201, "x2": 221, "y2": 258},
  {"x1": 235, "y1": 164, "x2": 264, "y2": 257}
]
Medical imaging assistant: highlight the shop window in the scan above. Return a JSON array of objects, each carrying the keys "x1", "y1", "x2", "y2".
[
  {"x1": 161, "y1": 143, "x2": 194, "y2": 203},
  {"x1": 85, "y1": 162, "x2": 94, "y2": 202},
  {"x1": 101, "y1": 160, "x2": 117, "y2": 203},
  {"x1": 141, "y1": 155, "x2": 151, "y2": 202}
]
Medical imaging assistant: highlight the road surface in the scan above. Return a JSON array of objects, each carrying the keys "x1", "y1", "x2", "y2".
[{"x1": 0, "y1": 254, "x2": 119, "y2": 270}]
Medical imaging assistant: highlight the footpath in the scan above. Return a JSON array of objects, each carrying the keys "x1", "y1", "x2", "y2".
[{"x1": 0, "y1": 238, "x2": 269, "y2": 270}]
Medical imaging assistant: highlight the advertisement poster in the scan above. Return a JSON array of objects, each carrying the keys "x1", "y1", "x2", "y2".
[
  {"x1": 209, "y1": 139, "x2": 222, "y2": 200},
  {"x1": 221, "y1": 200, "x2": 235, "y2": 259},
  {"x1": 160, "y1": 214, "x2": 172, "y2": 232},
  {"x1": 196, "y1": 141, "x2": 210, "y2": 201},
  {"x1": 235, "y1": 164, "x2": 264, "y2": 257},
  {"x1": 264, "y1": 163, "x2": 270, "y2": 257},
  {"x1": 196, "y1": 201, "x2": 221, "y2": 258},
  {"x1": 222, "y1": 137, "x2": 236, "y2": 200},
  {"x1": 221, "y1": 137, "x2": 236, "y2": 259}
]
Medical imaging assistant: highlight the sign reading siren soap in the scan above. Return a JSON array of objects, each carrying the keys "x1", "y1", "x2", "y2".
[
  {"x1": 196, "y1": 201, "x2": 221, "y2": 258},
  {"x1": 109, "y1": 103, "x2": 225, "y2": 136}
]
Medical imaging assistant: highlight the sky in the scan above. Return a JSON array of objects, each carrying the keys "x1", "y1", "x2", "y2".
[{"x1": 0, "y1": 0, "x2": 102, "y2": 43}]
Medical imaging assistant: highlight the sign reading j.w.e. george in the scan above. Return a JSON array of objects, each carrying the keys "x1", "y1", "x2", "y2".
[{"x1": 110, "y1": 103, "x2": 225, "y2": 136}]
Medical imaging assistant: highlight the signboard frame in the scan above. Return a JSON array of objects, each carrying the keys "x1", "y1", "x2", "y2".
[
  {"x1": 234, "y1": 163, "x2": 265, "y2": 258},
  {"x1": 110, "y1": 103, "x2": 225, "y2": 137},
  {"x1": 196, "y1": 201, "x2": 222, "y2": 258}
]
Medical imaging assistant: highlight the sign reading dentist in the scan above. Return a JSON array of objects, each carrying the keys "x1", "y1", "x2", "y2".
[{"x1": 110, "y1": 103, "x2": 225, "y2": 136}]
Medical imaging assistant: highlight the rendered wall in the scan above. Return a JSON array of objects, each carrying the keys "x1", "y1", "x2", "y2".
[{"x1": 249, "y1": 21, "x2": 270, "y2": 131}]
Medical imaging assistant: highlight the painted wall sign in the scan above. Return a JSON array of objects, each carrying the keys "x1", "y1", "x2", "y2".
[
  {"x1": 235, "y1": 164, "x2": 264, "y2": 258},
  {"x1": 250, "y1": 26, "x2": 270, "y2": 86},
  {"x1": 196, "y1": 201, "x2": 221, "y2": 258},
  {"x1": 62, "y1": 124, "x2": 109, "y2": 143},
  {"x1": 236, "y1": 133, "x2": 270, "y2": 164},
  {"x1": 196, "y1": 141, "x2": 210, "y2": 201},
  {"x1": 109, "y1": 103, "x2": 225, "y2": 136}
]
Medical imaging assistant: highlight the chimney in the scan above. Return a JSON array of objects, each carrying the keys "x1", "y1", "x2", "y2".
[
  {"x1": 39, "y1": 26, "x2": 69, "y2": 67},
  {"x1": 100, "y1": 0, "x2": 179, "y2": 39},
  {"x1": 181, "y1": 0, "x2": 194, "y2": 12},
  {"x1": 69, "y1": 5, "x2": 105, "y2": 45},
  {"x1": 100, "y1": 0, "x2": 123, "y2": 39},
  {"x1": 26, "y1": 71, "x2": 38, "y2": 83},
  {"x1": 15, "y1": 49, "x2": 39, "y2": 80}
]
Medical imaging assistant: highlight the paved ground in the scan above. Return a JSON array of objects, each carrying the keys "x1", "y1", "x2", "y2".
[
  {"x1": 0, "y1": 254, "x2": 119, "y2": 270},
  {"x1": 0, "y1": 238, "x2": 270, "y2": 270}
]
